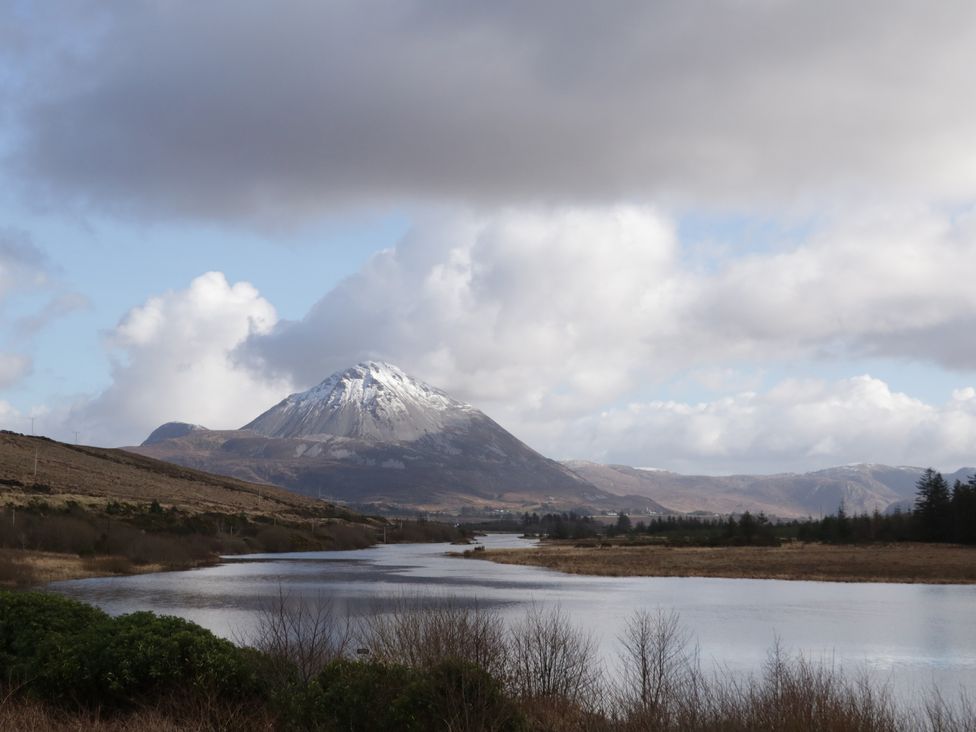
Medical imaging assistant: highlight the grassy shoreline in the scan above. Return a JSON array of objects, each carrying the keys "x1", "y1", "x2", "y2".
[
  {"x1": 464, "y1": 541, "x2": 976, "y2": 584},
  {"x1": 0, "y1": 547, "x2": 204, "y2": 586},
  {"x1": 0, "y1": 517, "x2": 471, "y2": 588}
]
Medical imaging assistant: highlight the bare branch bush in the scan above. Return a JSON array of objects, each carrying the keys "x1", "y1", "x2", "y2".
[
  {"x1": 923, "y1": 689, "x2": 976, "y2": 732},
  {"x1": 507, "y1": 604, "x2": 603, "y2": 711},
  {"x1": 243, "y1": 587, "x2": 352, "y2": 684},
  {"x1": 359, "y1": 594, "x2": 509, "y2": 676},
  {"x1": 702, "y1": 641, "x2": 901, "y2": 732}
]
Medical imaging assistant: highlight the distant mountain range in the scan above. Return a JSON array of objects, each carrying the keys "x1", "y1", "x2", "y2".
[
  {"x1": 132, "y1": 361, "x2": 974, "y2": 517},
  {"x1": 563, "y1": 461, "x2": 974, "y2": 517}
]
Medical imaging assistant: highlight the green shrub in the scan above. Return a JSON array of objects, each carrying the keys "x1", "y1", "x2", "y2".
[
  {"x1": 47, "y1": 611, "x2": 267, "y2": 708},
  {"x1": 313, "y1": 659, "x2": 417, "y2": 731},
  {"x1": 312, "y1": 658, "x2": 525, "y2": 732},
  {"x1": 0, "y1": 592, "x2": 266, "y2": 710},
  {"x1": 0, "y1": 590, "x2": 109, "y2": 687},
  {"x1": 397, "y1": 659, "x2": 526, "y2": 732}
]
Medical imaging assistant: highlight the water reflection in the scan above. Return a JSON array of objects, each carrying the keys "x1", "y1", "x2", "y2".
[{"x1": 49, "y1": 534, "x2": 976, "y2": 697}]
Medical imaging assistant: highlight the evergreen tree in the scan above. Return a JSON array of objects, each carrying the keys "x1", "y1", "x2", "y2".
[
  {"x1": 951, "y1": 476, "x2": 976, "y2": 544},
  {"x1": 614, "y1": 513, "x2": 632, "y2": 535},
  {"x1": 913, "y1": 468, "x2": 952, "y2": 542},
  {"x1": 738, "y1": 511, "x2": 757, "y2": 543},
  {"x1": 835, "y1": 500, "x2": 851, "y2": 542}
]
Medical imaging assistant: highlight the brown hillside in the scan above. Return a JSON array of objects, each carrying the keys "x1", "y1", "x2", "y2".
[{"x1": 0, "y1": 430, "x2": 348, "y2": 522}]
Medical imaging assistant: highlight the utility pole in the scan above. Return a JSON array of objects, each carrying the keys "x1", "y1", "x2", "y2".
[
  {"x1": 73, "y1": 431, "x2": 79, "y2": 444},
  {"x1": 30, "y1": 417, "x2": 34, "y2": 435}
]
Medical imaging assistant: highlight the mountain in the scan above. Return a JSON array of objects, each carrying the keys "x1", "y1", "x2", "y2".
[
  {"x1": 143, "y1": 422, "x2": 208, "y2": 445},
  {"x1": 563, "y1": 461, "x2": 976, "y2": 518},
  {"x1": 133, "y1": 362, "x2": 663, "y2": 514},
  {"x1": 132, "y1": 361, "x2": 974, "y2": 517}
]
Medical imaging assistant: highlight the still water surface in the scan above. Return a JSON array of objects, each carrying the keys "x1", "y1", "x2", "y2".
[{"x1": 49, "y1": 534, "x2": 976, "y2": 703}]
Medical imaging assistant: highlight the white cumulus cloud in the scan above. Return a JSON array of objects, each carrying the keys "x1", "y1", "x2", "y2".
[
  {"x1": 40, "y1": 204, "x2": 976, "y2": 470},
  {"x1": 244, "y1": 206, "x2": 686, "y2": 417},
  {"x1": 237, "y1": 204, "x2": 976, "y2": 471},
  {"x1": 556, "y1": 375, "x2": 976, "y2": 474},
  {"x1": 67, "y1": 272, "x2": 293, "y2": 445}
]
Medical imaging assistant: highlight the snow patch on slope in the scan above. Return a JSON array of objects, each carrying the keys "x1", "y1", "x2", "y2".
[{"x1": 243, "y1": 361, "x2": 479, "y2": 442}]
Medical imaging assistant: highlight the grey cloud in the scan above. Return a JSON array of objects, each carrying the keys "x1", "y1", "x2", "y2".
[
  {"x1": 15, "y1": 291, "x2": 91, "y2": 335},
  {"x1": 0, "y1": 228, "x2": 49, "y2": 299},
  {"x1": 0, "y1": 229, "x2": 87, "y2": 337},
  {"x1": 9, "y1": 1, "x2": 976, "y2": 223},
  {"x1": 0, "y1": 228, "x2": 46, "y2": 267},
  {"x1": 0, "y1": 229, "x2": 88, "y2": 392},
  {"x1": 859, "y1": 318, "x2": 976, "y2": 371}
]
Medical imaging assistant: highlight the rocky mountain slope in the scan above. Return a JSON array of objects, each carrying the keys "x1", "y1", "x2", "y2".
[{"x1": 134, "y1": 362, "x2": 663, "y2": 514}]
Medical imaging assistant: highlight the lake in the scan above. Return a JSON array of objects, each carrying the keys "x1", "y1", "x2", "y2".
[{"x1": 49, "y1": 534, "x2": 976, "y2": 704}]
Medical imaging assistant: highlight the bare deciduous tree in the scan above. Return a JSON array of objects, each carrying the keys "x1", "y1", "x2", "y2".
[{"x1": 616, "y1": 608, "x2": 700, "y2": 721}]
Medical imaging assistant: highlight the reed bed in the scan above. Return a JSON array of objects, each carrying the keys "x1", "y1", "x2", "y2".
[{"x1": 468, "y1": 541, "x2": 976, "y2": 583}]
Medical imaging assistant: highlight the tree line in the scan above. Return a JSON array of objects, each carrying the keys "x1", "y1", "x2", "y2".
[
  {"x1": 519, "y1": 511, "x2": 600, "y2": 539},
  {"x1": 517, "y1": 469, "x2": 976, "y2": 546},
  {"x1": 796, "y1": 468, "x2": 975, "y2": 544}
]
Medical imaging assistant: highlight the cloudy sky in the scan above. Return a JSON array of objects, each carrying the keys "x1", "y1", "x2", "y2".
[{"x1": 2, "y1": 0, "x2": 976, "y2": 474}]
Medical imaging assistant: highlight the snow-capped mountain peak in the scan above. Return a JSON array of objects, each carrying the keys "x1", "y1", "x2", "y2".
[{"x1": 242, "y1": 361, "x2": 476, "y2": 441}]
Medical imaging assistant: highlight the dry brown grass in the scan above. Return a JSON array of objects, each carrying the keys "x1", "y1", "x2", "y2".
[
  {"x1": 0, "y1": 694, "x2": 275, "y2": 731},
  {"x1": 470, "y1": 541, "x2": 976, "y2": 584},
  {"x1": 0, "y1": 548, "x2": 163, "y2": 587},
  {"x1": 0, "y1": 550, "x2": 34, "y2": 586}
]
